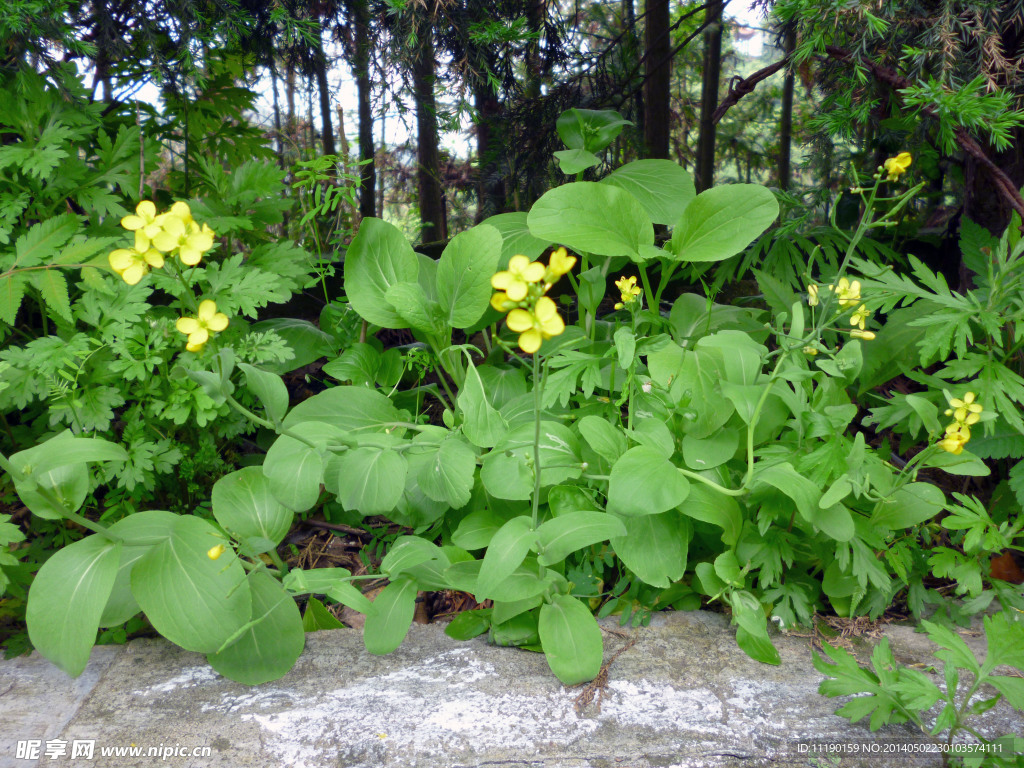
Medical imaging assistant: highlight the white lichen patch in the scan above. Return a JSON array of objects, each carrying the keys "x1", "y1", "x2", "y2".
[
  {"x1": 133, "y1": 665, "x2": 220, "y2": 695},
  {"x1": 601, "y1": 680, "x2": 724, "y2": 733}
]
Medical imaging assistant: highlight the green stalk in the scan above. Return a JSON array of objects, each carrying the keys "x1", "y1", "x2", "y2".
[{"x1": 530, "y1": 352, "x2": 543, "y2": 531}]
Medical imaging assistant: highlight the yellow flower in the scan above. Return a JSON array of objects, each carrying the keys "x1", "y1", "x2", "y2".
[
  {"x1": 544, "y1": 247, "x2": 577, "y2": 286},
  {"x1": 614, "y1": 275, "x2": 642, "y2": 309},
  {"x1": 803, "y1": 346, "x2": 819, "y2": 356},
  {"x1": 108, "y1": 231, "x2": 165, "y2": 285},
  {"x1": 849, "y1": 303, "x2": 870, "y2": 330},
  {"x1": 176, "y1": 299, "x2": 229, "y2": 352},
  {"x1": 491, "y1": 255, "x2": 546, "y2": 301},
  {"x1": 120, "y1": 200, "x2": 165, "y2": 239},
  {"x1": 506, "y1": 296, "x2": 565, "y2": 354},
  {"x1": 883, "y1": 152, "x2": 913, "y2": 182},
  {"x1": 807, "y1": 284, "x2": 820, "y2": 306},
  {"x1": 153, "y1": 216, "x2": 215, "y2": 266},
  {"x1": 850, "y1": 329, "x2": 876, "y2": 341},
  {"x1": 945, "y1": 391, "x2": 983, "y2": 426},
  {"x1": 207, "y1": 544, "x2": 226, "y2": 560},
  {"x1": 168, "y1": 201, "x2": 194, "y2": 226},
  {"x1": 938, "y1": 422, "x2": 970, "y2": 455},
  {"x1": 835, "y1": 278, "x2": 861, "y2": 308}
]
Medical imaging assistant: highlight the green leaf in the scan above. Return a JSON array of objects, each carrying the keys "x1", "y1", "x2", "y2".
[
  {"x1": 729, "y1": 590, "x2": 780, "y2": 665},
  {"x1": 476, "y1": 516, "x2": 536, "y2": 600},
  {"x1": 871, "y1": 483, "x2": 945, "y2": 529},
  {"x1": 481, "y1": 422, "x2": 581, "y2": 500},
  {"x1": 212, "y1": 467, "x2": 294, "y2": 553},
  {"x1": 681, "y1": 430, "x2": 739, "y2": 471},
  {"x1": 28, "y1": 269, "x2": 71, "y2": 323},
  {"x1": 14, "y1": 462, "x2": 88, "y2": 520},
  {"x1": 607, "y1": 446, "x2": 690, "y2": 516},
  {"x1": 614, "y1": 327, "x2": 636, "y2": 369},
  {"x1": 26, "y1": 534, "x2": 121, "y2": 677},
  {"x1": 611, "y1": 511, "x2": 691, "y2": 587},
  {"x1": 344, "y1": 217, "x2": 420, "y2": 328},
  {"x1": 416, "y1": 436, "x2": 476, "y2": 509},
  {"x1": 437, "y1": 224, "x2": 502, "y2": 328},
  {"x1": 302, "y1": 596, "x2": 345, "y2": 631},
  {"x1": 363, "y1": 576, "x2": 418, "y2": 655},
  {"x1": 249, "y1": 318, "x2": 334, "y2": 373},
  {"x1": 101, "y1": 511, "x2": 179, "y2": 627},
  {"x1": 556, "y1": 108, "x2": 630, "y2": 153},
  {"x1": 601, "y1": 159, "x2": 696, "y2": 226},
  {"x1": 283, "y1": 386, "x2": 401, "y2": 433},
  {"x1": 0, "y1": 273, "x2": 27, "y2": 325},
  {"x1": 10, "y1": 432, "x2": 128, "y2": 479},
  {"x1": 263, "y1": 422, "x2": 338, "y2": 512},
  {"x1": 445, "y1": 609, "x2": 491, "y2": 640},
  {"x1": 536, "y1": 511, "x2": 626, "y2": 566},
  {"x1": 668, "y1": 184, "x2": 779, "y2": 262},
  {"x1": 380, "y1": 536, "x2": 443, "y2": 578},
  {"x1": 921, "y1": 450, "x2": 990, "y2": 477},
  {"x1": 480, "y1": 212, "x2": 550, "y2": 263},
  {"x1": 577, "y1": 415, "x2": 628, "y2": 464},
  {"x1": 451, "y1": 509, "x2": 507, "y2": 550},
  {"x1": 237, "y1": 363, "x2": 289, "y2": 423},
  {"x1": 330, "y1": 446, "x2": 407, "y2": 516},
  {"x1": 538, "y1": 594, "x2": 603, "y2": 684},
  {"x1": 678, "y1": 484, "x2": 742, "y2": 547},
  {"x1": 385, "y1": 281, "x2": 446, "y2": 336},
  {"x1": 528, "y1": 182, "x2": 654, "y2": 260},
  {"x1": 554, "y1": 148, "x2": 601, "y2": 175},
  {"x1": 131, "y1": 516, "x2": 251, "y2": 654},
  {"x1": 207, "y1": 570, "x2": 304, "y2": 685},
  {"x1": 459, "y1": 359, "x2": 508, "y2": 448}
]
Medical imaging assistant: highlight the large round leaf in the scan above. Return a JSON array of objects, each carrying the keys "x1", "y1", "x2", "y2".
[
  {"x1": 131, "y1": 516, "x2": 251, "y2": 654},
  {"x1": 344, "y1": 217, "x2": 420, "y2": 328},
  {"x1": 212, "y1": 467, "x2": 294, "y2": 553},
  {"x1": 602, "y1": 159, "x2": 696, "y2": 226},
  {"x1": 611, "y1": 511, "x2": 692, "y2": 588},
  {"x1": 207, "y1": 570, "x2": 304, "y2": 685},
  {"x1": 538, "y1": 594, "x2": 603, "y2": 685},
  {"x1": 527, "y1": 182, "x2": 653, "y2": 259},
  {"x1": 27, "y1": 534, "x2": 121, "y2": 677},
  {"x1": 101, "y1": 510, "x2": 179, "y2": 627},
  {"x1": 669, "y1": 184, "x2": 779, "y2": 262},
  {"x1": 437, "y1": 224, "x2": 502, "y2": 329},
  {"x1": 607, "y1": 446, "x2": 690, "y2": 516}
]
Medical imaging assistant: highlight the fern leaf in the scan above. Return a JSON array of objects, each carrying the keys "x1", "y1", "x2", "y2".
[
  {"x1": 1008, "y1": 461, "x2": 1024, "y2": 510},
  {"x1": 27, "y1": 269, "x2": 72, "y2": 323},
  {"x1": 0, "y1": 273, "x2": 27, "y2": 325},
  {"x1": 54, "y1": 236, "x2": 118, "y2": 266},
  {"x1": 14, "y1": 214, "x2": 79, "y2": 268}
]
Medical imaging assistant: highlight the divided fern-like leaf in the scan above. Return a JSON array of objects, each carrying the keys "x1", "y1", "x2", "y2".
[{"x1": 27, "y1": 269, "x2": 71, "y2": 323}]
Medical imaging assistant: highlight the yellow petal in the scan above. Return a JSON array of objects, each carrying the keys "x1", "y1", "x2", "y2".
[
  {"x1": 508, "y1": 255, "x2": 530, "y2": 274},
  {"x1": 540, "y1": 311, "x2": 565, "y2": 337},
  {"x1": 160, "y1": 215, "x2": 186, "y2": 237},
  {"x1": 188, "y1": 328, "x2": 210, "y2": 347},
  {"x1": 151, "y1": 232, "x2": 179, "y2": 252},
  {"x1": 176, "y1": 317, "x2": 199, "y2": 335},
  {"x1": 186, "y1": 341, "x2": 206, "y2": 353},
  {"x1": 144, "y1": 250, "x2": 165, "y2": 268},
  {"x1": 109, "y1": 249, "x2": 135, "y2": 270},
  {"x1": 207, "y1": 312, "x2": 229, "y2": 332},
  {"x1": 517, "y1": 329, "x2": 542, "y2": 353},
  {"x1": 169, "y1": 201, "x2": 193, "y2": 223},
  {"x1": 197, "y1": 300, "x2": 219, "y2": 321},
  {"x1": 207, "y1": 544, "x2": 226, "y2": 560},
  {"x1": 522, "y1": 261, "x2": 546, "y2": 283},
  {"x1": 120, "y1": 215, "x2": 144, "y2": 231},
  {"x1": 507, "y1": 308, "x2": 535, "y2": 332},
  {"x1": 504, "y1": 280, "x2": 528, "y2": 301},
  {"x1": 121, "y1": 264, "x2": 145, "y2": 285},
  {"x1": 178, "y1": 246, "x2": 202, "y2": 266},
  {"x1": 491, "y1": 271, "x2": 512, "y2": 290}
]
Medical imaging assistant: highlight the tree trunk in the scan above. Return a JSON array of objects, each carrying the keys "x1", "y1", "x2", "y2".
[
  {"x1": 778, "y1": 24, "x2": 796, "y2": 191},
  {"x1": 413, "y1": 27, "x2": 446, "y2": 242},
  {"x1": 313, "y1": 30, "x2": 336, "y2": 157},
  {"x1": 474, "y1": 82, "x2": 505, "y2": 221},
  {"x1": 352, "y1": 0, "x2": 376, "y2": 219},
  {"x1": 643, "y1": 0, "x2": 671, "y2": 159},
  {"x1": 696, "y1": 0, "x2": 723, "y2": 191}
]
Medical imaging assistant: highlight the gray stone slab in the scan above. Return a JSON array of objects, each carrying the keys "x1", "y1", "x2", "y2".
[
  {"x1": 2, "y1": 611, "x2": 1022, "y2": 768},
  {"x1": 0, "y1": 644, "x2": 122, "y2": 768}
]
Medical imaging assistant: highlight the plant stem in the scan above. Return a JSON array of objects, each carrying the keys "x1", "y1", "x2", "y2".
[{"x1": 531, "y1": 352, "x2": 543, "y2": 531}]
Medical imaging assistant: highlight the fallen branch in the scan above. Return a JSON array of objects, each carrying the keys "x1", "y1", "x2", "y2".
[{"x1": 711, "y1": 56, "x2": 790, "y2": 125}]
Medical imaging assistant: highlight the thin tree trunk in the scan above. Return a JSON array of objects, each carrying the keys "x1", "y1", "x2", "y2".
[
  {"x1": 313, "y1": 30, "x2": 336, "y2": 157},
  {"x1": 352, "y1": 0, "x2": 376, "y2": 219},
  {"x1": 377, "y1": 112, "x2": 385, "y2": 218},
  {"x1": 270, "y1": 60, "x2": 289, "y2": 231},
  {"x1": 778, "y1": 24, "x2": 796, "y2": 191},
  {"x1": 474, "y1": 82, "x2": 505, "y2": 222},
  {"x1": 413, "y1": 27, "x2": 446, "y2": 242},
  {"x1": 643, "y1": 0, "x2": 671, "y2": 159},
  {"x1": 696, "y1": 0, "x2": 723, "y2": 191}
]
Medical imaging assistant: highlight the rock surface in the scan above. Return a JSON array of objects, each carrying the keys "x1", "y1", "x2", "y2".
[{"x1": 1, "y1": 611, "x2": 1021, "y2": 767}]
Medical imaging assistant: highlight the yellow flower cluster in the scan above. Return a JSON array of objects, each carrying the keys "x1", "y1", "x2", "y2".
[
  {"x1": 938, "y1": 392, "x2": 983, "y2": 455},
  {"x1": 806, "y1": 276, "x2": 875, "y2": 340},
  {"x1": 613, "y1": 275, "x2": 642, "y2": 310},
  {"x1": 109, "y1": 200, "x2": 215, "y2": 285},
  {"x1": 883, "y1": 152, "x2": 912, "y2": 182},
  {"x1": 491, "y1": 247, "x2": 575, "y2": 353}
]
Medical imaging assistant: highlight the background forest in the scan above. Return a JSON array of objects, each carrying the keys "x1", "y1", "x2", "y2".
[{"x1": 2, "y1": 0, "x2": 1024, "y2": 757}]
